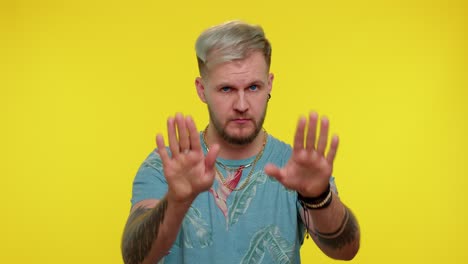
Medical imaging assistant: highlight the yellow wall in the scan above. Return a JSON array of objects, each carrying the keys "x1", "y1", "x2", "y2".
[{"x1": 1, "y1": 0, "x2": 466, "y2": 263}]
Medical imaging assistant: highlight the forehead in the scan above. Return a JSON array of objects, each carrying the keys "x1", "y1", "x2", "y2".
[{"x1": 205, "y1": 52, "x2": 269, "y2": 87}]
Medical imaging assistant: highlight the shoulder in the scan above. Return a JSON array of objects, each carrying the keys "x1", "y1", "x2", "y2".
[
  {"x1": 263, "y1": 134, "x2": 292, "y2": 165},
  {"x1": 140, "y1": 149, "x2": 164, "y2": 171},
  {"x1": 139, "y1": 146, "x2": 174, "y2": 172},
  {"x1": 266, "y1": 134, "x2": 292, "y2": 153},
  {"x1": 133, "y1": 149, "x2": 167, "y2": 183}
]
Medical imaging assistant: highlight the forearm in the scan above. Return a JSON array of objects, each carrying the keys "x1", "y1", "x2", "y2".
[
  {"x1": 303, "y1": 193, "x2": 360, "y2": 260},
  {"x1": 121, "y1": 195, "x2": 193, "y2": 264}
]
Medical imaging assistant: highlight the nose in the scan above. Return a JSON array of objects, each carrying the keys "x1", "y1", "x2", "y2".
[{"x1": 234, "y1": 90, "x2": 249, "y2": 113}]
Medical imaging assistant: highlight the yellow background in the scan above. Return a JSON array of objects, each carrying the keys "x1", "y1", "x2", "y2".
[{"x1": 1, "y1": 0, "x2": 466, "y2": 263}]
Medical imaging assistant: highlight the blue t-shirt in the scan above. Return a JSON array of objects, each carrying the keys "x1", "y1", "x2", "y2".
[{"x1": 131, "y1": 133, "x2": 336, "y2": 264}]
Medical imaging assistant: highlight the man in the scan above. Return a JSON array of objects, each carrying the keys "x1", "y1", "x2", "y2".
[{"x1": 122, "y1": 20, "x2": 360, "y2": 264}]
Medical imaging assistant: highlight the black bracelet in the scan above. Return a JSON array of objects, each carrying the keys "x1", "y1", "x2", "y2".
[{"x1": 297, "y1": 184, "x2": 333, "y2": 210}]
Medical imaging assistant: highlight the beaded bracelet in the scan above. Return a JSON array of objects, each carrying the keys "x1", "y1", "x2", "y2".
[{"x1": 298, "y1": 184, "x2": 333, "y2": 210}]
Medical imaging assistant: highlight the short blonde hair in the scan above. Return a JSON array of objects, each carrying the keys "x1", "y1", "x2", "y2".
[{"x1": 195, "y1": 20, "x2": 272, "y2": 77}]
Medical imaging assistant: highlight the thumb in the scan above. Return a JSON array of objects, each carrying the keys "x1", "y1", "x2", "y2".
[
  {"x1": 205, "y1": 144, "x2": 220, "y2": 173},
  {"x1": 264, "y1": 163, "x2": 284, "y2": 181}
]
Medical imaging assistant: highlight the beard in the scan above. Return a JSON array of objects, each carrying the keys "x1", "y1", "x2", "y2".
[{"x1": 207, "y1": 104, "x2": 267, "y2": 145}]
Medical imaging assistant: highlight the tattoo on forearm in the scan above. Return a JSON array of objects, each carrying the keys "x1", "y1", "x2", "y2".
[
  {"x1": 121, "y1": 198, "x2": 169, "y2": 264},
  {"x1": 313, "y1": 207, "x2": 359, "y2": 250}
]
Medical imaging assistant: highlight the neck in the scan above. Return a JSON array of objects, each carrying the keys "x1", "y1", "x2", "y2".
[{"x1": 204, "y1": 125, "x2": 266, "y2": 160}]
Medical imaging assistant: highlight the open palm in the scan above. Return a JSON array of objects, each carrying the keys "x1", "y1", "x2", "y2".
[
  {"x1": 156, "y1": 113, "x2": 220, "y2": 204},
  {"x1": 265, "y1": 112, "x2": 339, "y2": 197}
]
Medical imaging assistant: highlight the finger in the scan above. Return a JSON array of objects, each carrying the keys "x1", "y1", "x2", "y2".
[
  {"x1": 316, "y1": 116, "x2": 329, "y2": 155},
  {"x1": 293, "y1": 117, "x2": 306, "y2": 152},
  {"x1": 305, "y1": 112, "x2": 319, "y2": 152},
  {"x1": 175, "y1": 113, "x2": 190, "y2": 152},
  {"x1": 326, "y1": 134, "x2": 339, "y2": 164},
  {"x1": 205, "y1": 143, "x2": 220, "y2": 172},
  {"x1": 264, "y1": 164, "x2": 297, "y2": 190},
  {"x1": 186, "y1": 115, "x2": 202, "y2": 152},
  {"x1": 167, "y1": 117, "x2": 179, "y2": 156},
  {"x1": 156, "y1": 134, "x2": 170, "y2": 164}
]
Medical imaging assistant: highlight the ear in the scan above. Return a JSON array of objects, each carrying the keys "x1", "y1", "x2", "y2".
[
  {"x1": 267, "y1": 73, "x2": 274, "y2": 94},
  {"x1": 195, "y1": 77, "x2": 207, "y2": 103}
]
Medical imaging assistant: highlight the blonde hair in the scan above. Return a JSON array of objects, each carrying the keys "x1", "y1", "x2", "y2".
[{"x1": 195, "y1": 20, "x2": 272, "y2": 77}]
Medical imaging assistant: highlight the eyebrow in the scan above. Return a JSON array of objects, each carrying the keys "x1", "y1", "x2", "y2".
[{"x1": 216, "y1": 80, "x2": 266, "y2": 89}]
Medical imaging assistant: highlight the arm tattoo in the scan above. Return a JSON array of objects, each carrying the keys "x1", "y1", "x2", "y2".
[
  {"x1": 121, "y1": 198, "x2": 168, "y2": 264},
  {"x1": 313, "y1": 207, "x2": 359, "y2": 250}
]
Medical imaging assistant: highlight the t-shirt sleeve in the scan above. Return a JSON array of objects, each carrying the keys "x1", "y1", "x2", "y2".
[
  {"x1": 130, "y1": 149, "x2": 168, "y2": 207},
  {"x1": 330, "y1": 175, "x2": 338, "y2": 195}
]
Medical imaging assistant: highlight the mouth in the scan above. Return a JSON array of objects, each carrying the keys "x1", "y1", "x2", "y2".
[{"x1": 231, "y1": 118, "x2": 251, "y2": 124}]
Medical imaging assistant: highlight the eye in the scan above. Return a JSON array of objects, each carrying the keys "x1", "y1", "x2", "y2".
[
  {"x1": 221, "y1": 86, "x2": 231, "y2": 92},
  {"x1": 248, "y1": 85, "x2": 258, "y2": 91}
]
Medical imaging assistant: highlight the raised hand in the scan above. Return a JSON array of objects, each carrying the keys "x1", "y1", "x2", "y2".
[
  {"x1": 156, "y1": 113, "x2": 220, "y2": 204},
  {"x1": 264, "y1": 112, "x2": 339, "y2": 197}
]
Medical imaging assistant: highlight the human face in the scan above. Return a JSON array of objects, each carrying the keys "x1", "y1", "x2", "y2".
[{"x1": 196, "y1": 51, "x2": 274, "y2": 145}]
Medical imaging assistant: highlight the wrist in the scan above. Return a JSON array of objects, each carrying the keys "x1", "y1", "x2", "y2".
[
  {"x1": 166, "y1": 191, "x2": 196, "y2": 209},
  {"x1": 297, "y1": 183, "x2": 333, "y2": 210}
]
